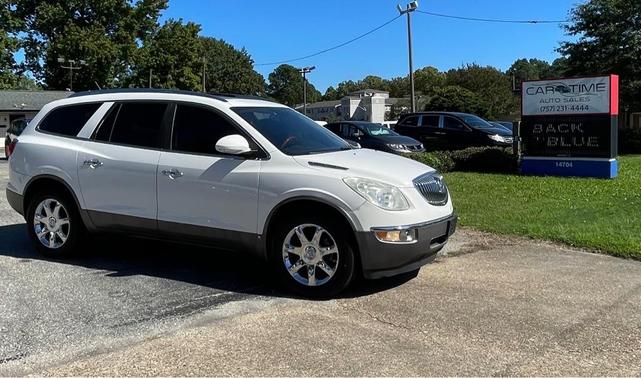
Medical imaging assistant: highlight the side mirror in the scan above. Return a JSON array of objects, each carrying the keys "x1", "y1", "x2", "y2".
[
  {"x1": 345, "y1": 139, "x2": 361, "y2": 149},
  {"x1": 215, "y1": 134, "x2": 254, "y2": 155}
]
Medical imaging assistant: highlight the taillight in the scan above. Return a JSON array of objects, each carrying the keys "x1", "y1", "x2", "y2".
[{"x1": 7, "y1": 139, "x2": 18, "y2": 157}]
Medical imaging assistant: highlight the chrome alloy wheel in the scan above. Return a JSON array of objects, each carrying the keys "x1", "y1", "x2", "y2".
[
  {"x1": 282, "y1": 223, "x2": 339, "y2": 287},
  {"x1": 33, "y1": 198, "x2": 70, "y2": 249}
]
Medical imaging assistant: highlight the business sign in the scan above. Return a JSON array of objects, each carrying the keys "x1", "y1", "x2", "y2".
[
  {"x1": 520, "y1": 75, "x2": 619, "y2": 178},
  {"x1": 522, "y1": 76, "x2": 614, "y2": 116}
]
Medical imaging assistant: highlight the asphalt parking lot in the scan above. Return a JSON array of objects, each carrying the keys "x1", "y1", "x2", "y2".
[{"x1": 1, "y1": 159, "x2": 641, "y2": 376}]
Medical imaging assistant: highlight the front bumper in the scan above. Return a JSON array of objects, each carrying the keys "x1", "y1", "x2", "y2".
[{"x1": 357, "y1": 213, "x2": 457, "y2": 279}]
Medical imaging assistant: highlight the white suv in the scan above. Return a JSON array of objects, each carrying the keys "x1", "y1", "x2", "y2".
[{"x1": 6, "y1": 89, "x2": 456, "y2": 297}]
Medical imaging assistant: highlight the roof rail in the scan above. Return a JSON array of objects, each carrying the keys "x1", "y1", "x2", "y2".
[{"x1": 68, "y1": 88, "x2": 232, "y2": 101}]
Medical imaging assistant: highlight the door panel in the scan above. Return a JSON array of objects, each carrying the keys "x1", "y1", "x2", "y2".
[
  {"x1": 157, "y1": 152, "x2": 260, "y2": 235},
  {"x1": 77, "y1": 142, "x2": 160, "y2": 228}
]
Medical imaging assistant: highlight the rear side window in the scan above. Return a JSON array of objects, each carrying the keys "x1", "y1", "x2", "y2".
[
  {"x1": 38, "y1": 103, "x2": 101, "y2": 137},
  {"x1": 421, "y1": 115, "x2": 440, "y2": 128},
  {"x1": 171, "y1": 105, "x2": 241, "y2": 155},
  {"x1": 95, "y1": 102, "x2": 168, "y2": 149},
  {"x1": 400, "y1": 115, "x2": 419, "y2": 126}
]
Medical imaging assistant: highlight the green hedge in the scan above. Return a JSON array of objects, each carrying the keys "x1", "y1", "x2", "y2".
[{"x1": 408, "y1": 147, "x2": 516, "y2": 173}]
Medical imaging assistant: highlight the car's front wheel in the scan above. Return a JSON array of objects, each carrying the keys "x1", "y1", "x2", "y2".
[
  {"x1": 271, "y1": 212, "x2": 355, "y2": 298},
  {"x1": 26, "y1": 191, "x2": 84, "y2": 258}
]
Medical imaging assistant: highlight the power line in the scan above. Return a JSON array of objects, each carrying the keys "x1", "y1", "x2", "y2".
[
  {"x1": 254, "y1": 15, "x2": 402, "y2": 66},
  {"x1": 416, "y1": 10, "x2": 569, "y2": 24}
]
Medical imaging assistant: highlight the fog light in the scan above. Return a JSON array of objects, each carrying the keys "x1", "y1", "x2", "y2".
[{"x1": 374, "y1": 229, "x2": 416, "y2": 243}]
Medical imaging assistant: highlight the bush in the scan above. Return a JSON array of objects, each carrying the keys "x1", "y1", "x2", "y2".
[
  {"x1": 407, "y1": 150, "x2": 455, "y2": 172},
  {"x1": 408, "y1": 147, "x2": 516, "y2": 173},
  {"x1": 619, "y1": 128, "x2": 641, "y2": 154}
]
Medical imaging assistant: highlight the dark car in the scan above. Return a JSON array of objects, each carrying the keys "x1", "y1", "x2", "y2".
[
  {"x1": 5, "y1": 118, "x2": 29, "y2": 158},
  {"x1": 490, "y1": 121, "x2": 514, "y2": 134},
  {"x1": 394, "y1": 112, "x2": 513, "y2": 151},
  {"x1": 325, "y1": 121, "x2": 425, "y2": 154}
]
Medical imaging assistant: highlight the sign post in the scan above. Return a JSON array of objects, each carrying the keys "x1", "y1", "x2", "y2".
[{"x1": 520, "y1": 75, "x2": 619, "y2": 178}]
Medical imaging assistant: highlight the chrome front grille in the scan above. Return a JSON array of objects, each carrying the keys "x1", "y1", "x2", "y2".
[{"x1": 413, "y1": 172, "x2": 448, "y2": 206}]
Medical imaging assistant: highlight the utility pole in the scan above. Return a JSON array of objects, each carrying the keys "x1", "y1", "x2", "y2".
[
  {"x1": 397, "y1": 2, "x2": 418, "y2": 112},
  {"x1": 299, "y1": 66, "x2": 316, "y2": 116},
  {"x1": 57, "y1": 58, "x2": 86, "y2": 91},
  {"x1": 149, "y1": 69, "x2": 153, "y2": 88},
  {"x1": 202, "y1": 56, "x2": 207, "y2": 92}
]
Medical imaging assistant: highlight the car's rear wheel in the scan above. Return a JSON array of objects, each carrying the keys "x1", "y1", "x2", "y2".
[
  {"x1": 26, "y1": 191, "x2": 84, "y2": 258},
  {"x1": 270, "y1": 213, "x2": 355, "y2": 298}
]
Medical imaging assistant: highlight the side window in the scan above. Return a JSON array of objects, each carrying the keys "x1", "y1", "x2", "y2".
[
  {"x1": 421, "y1": 115, "x2": 440, "y2": 128},
  {"x1": 38, "y1": 103, "x2": 101, "y2": 137},
  {"x1": 172, "y1": 105, "x2": 241, "y2": 155},
  {"x1": 400, "y1": 116, "x2": 419, "y2": 127},
  {"x1": 443, "y1": 116, "x2": 467, "y2": 131},
  {"x1": 107, "y1": 102, "x2": 168, "y2": 148},
  {"x1": 326, "y1": 124, "x2": 339, "y2": 133},
  {"x1": 94, "y1": 103, "x2": 120, "y2": 142}
]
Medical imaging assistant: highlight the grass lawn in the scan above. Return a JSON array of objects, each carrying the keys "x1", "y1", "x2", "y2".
[{"x1": 445, "y1": 155, "x2": 641, "y2": 258}]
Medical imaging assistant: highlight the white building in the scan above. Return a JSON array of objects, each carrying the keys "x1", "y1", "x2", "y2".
[{"x1": 297, "y1": 89, "x2": 404, "y2": 123}]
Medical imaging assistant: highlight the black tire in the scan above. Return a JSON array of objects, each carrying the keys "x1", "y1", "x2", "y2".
[
  {"x1": 26, "y1": 190, "x2": 85, "y2": 258},
  {"x1": 270, "y1": 212, "x2": 356, "y2": 298}
]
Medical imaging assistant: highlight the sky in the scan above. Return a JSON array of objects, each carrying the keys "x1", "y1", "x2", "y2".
[{"x1": 163, "y1": 0, "x2": 581, "y2": 92}]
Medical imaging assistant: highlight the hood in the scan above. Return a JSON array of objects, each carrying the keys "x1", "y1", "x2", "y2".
[
  {"x1": 293, "y1": 148, "x2": 434, "y2": 188},
  {"x1": 371, "y1": 135, "x2": 421, "y2": 145},
  {"x1": 475, "y1": 127, "x2": 513, "y2": 136}
]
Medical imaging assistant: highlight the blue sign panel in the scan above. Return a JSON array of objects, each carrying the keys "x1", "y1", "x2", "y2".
[{"x1": 521, "y1": 157, "x2": 617, "y2": 179}]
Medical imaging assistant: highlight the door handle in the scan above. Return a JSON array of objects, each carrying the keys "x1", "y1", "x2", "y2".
[
  {"x1": 161, "y1": 169, "x2": 183, "y2": 179},
  {"x1": 434, "y1": 132, "x2": 446, "y2": 135},
  {"x1": 83, "y1": 158, "x2": 103, "y2": 169}
]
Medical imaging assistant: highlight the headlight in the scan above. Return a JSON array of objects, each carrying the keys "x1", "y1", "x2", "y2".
[
  {"x1": 488, "y1": 134, "x2": 510, "y2": 143},
  {"x1": 343, "y1": 177, "x2": 409, "y2": 211},
  {"x1": 387, "y1": 143, "x2": 409, "y2": 152}
]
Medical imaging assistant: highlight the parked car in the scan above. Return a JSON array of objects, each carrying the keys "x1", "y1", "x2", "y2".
[
  {"x1": 5, "y1": 117, "x2": 30, "y2": 159},
  {"x1": 325, "y1": 121, "x2": 425, "y2": 154},
  {"x1": 6, "y1": 89, "x2": 456, "y2": 297},
  {"x1": 395, "y1": 112, "x2": 513, "y2": 151},
  {"x1": 490, "y1": 121, "x2": 514, "y2": 134}
]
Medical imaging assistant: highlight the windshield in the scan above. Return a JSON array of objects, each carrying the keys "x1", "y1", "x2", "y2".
[
  {"x1": 359, "y1": 123, "x2": 398, "y2": 136},
  {"x1": 232, "y1": 106, "x2": 351, "y2": 155},
  {"x1": 459, "y1": 114, "x2": 495, "y2": 129}
]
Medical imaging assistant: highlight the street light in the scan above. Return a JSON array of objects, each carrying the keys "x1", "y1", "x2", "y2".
[
  {"x1": 299, "y1": 66, "x2": 316, "y2": 116},
  {"x1": 57, "y1": 57, "x2": 86, "y2": 91},
  {"x1": 397, "y1": 1, "x2": 418, "y2": 112}
]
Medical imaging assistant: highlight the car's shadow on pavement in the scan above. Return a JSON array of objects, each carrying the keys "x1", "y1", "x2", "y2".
[{"x1": 0, "y1": 223, "x2": 417, "y2": 300}]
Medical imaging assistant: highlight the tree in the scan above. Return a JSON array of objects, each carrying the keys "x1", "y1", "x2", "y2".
[
  {"x1": 0, "y1": 0, "x2": 29, "y2": 89},
  {"x1": 425, "y1": 86, "x2": 485, "y2": 116},
  {"x1": 200, "y1": 37, "x2": 265, "y2": 95},
  {"x1": 267, "y1": 64, "x2": 321, "y2": 106},
  {"x1": 15, "y1": 0, "x2": 168, "y2": 90},
  {"x1": 129, "y1": 19, "x2": 201, "y2": 90},
  {"x1": 507, "y1": 58, "x2": 553, "y2": 84},
  {"x1": 413, "y1": 66, "x2": 445, "y2": 96},
  {"x1": 558, "y1": 0, "x2": 641, "y2": 112},
  {"x1": 445, "y1": 64, "x2": 516, "y2": 118}
]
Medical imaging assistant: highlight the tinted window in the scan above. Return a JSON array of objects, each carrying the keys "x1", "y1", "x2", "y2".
[
  {"x1": 94, "y1": 104, "x2": 120, "y2": 142},
  {"x1": 172, "y1": 105, "x2": 241, "y2": 155},
  {"x1": 359, "y1": 122, "x2": 397, "y2": 136},
  {"x1": 400, "y1": 116, "x2": 419, "y2": 126},
  {"x1": 339, "y1": 124, "x2": 359, "y2": 138},
  {"x1": 459, "y1": 114, "x2": 494, "y2": 129},
  {"x1": 38, "y1": 103, "x2": 100, "y2": 136},
  {"x1": 232, "y1": 107, "x2": 350, "y2": 156},
  {"x1": 421, "y1": 115, "x2": 440, "y2": 128},
  {"x1": 108, "y1": 102, "x2": 168, "y2": 148},
  {"x1": 444, "y1": 116, "x2": 467, "y2": 131}
]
